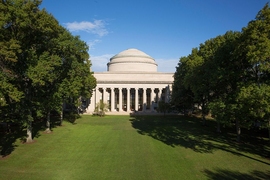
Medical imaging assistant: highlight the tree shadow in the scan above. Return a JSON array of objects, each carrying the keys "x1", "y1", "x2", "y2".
[
  {"x1": 129, "y1": 115, "x2": 270, "y2": 164},
  {"x1": 203, "y1": 168, "x2": 270, "y2": 180},
  {"x1": 130, "y1": 115, "x2": 216, "y2": 153},
  {"x1": 0, "y1": 122, "x2": 25, "y2": 158},
  {"x1": 0, "y1": 111, "x2": 77, "y2": 158}
]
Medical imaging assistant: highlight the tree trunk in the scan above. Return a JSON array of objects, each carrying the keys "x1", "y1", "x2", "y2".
[
  {"x1": 202, "y1": 101, "x2": 206, "y2": 126},
  {"x1": 60, "y1": 110, "x2": 63, "y2": 126},
  {"x1": 26, "y1": 111, "x2": 33, "y2": 143},
  {"x1": 217, "y1": 120, "x2": 221, "y2": 133},
  {"x1": 202, "y1": 114, "x2": 206, "y2": 126},
  {"x1": 60, "y1": 103, "x2": 64, "y2": 126},
  {"x1": 45, "y1": 111, "x2": 51, "y2": 133},
  {"x1": 268, "y1": 120, "x2": 270, "y2": 142},
  {"x1": 236, "y1": 120, "x2": 241, "y2": 142}
]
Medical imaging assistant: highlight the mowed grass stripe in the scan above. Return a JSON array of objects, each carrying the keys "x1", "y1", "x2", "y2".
[{"x1": 0, "y1": 115, "x2": 269, "y2": 180}]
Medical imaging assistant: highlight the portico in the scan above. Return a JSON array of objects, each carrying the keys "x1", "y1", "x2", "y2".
[
  {"x1": 94, "y1": 86, "x2": 168, "y2": 113},
  {"x1": 86, "y1": 48, "x2": 174, "y2": 114}
]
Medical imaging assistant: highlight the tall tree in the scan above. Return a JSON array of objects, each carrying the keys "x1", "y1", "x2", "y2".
[
  {"x1": 206, "y1": 31, "x2": 242, "y2": 133},
  {"x1": 235, "y1": 3, "x2": 270, "y2": 140},
  {"x1": 0, "y1": 0, "x2": 96, "y2": 141},
  {"x1": 173, "y1": 3, "x2": 270, "y2": 142},
  {"x1": 172, "y1": 57, "x2": 195, "y2": 112},
  {"x1": 0, "y1": 0, "x2": 46, "y2": 142}
]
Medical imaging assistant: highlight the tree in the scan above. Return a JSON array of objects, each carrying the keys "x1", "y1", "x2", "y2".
[
  {"x1": 180, "y1": 45, "x2": 215, "y2": 125},
  {"x1": 94, "y1": 101, "x2": 108, "y2": 117},
  {"x1": 0, "y1": 0, "x2": 96, "y2": 141},
  {"x1": 237, "y1": 84, "x2": 270, "y2": 139},
  {"x1": 57, "y1": 31, "x2": 96, "y2": 124},
  {"x1": 173, "y1": 3, "x2": 270, "y2": 142},
  {"x1": 172, "y1": 57, "x2": 195, "y2": 112},
  {"x1": 157, "y1": 101, "x2": 171, "y2": 116},
  {"x1": 204, "y1": 31, "x2": 242, "y2": 134},
  {"x1": 233, "y1": 3, "x2": 270, "y2": 141},
  {"x1": 0, "y1": 0, "x2": 49, "y2": 142}
]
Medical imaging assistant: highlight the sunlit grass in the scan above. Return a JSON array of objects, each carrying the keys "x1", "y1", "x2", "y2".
[{"x1": 0, "y1": 115, "x2": 269, "y2": 180}]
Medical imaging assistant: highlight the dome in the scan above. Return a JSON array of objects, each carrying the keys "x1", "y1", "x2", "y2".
[{"x1": 107, "y1": 48, "x2": 158, "y2": 72}]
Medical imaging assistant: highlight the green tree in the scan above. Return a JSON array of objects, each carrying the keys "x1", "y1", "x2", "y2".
[
  {"x1": 0, "y1": 0, "x2": 96, "y2": 141},
  {"x1": 237, "y1": 84, "x2": 270, "y2": 139},
  {"x1": 94, "y1": 101, "x2": 108, "y2": 117},
  {"x1": 0, "y1": 0, "x2": 48, "y2": 142},
  {"x1": 157, "y1": 101, "x2": 171, "y2": 116},
  {"x1": 205, "y1": 31, "x2": 242, "y2": 134},
  {"x1": 172, "y1": 57, "x2": 195, "y2": 112},
  {"x1": 173, "y1": 4, "x2": 270, "y2": 142},
  {"x1": 181, "y1": 47, "x2": 212, "y2": 125},
  {"x1": 233, "y1": 3, "x2": 270, "y2": 141},
  {"x1": 57, "y1": 31, "x2": 96, "y2": 124}
]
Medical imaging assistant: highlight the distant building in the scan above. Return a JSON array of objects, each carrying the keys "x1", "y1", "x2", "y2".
[{"x1": 86, "y1": 48, "x2": 174, "y2": 114}]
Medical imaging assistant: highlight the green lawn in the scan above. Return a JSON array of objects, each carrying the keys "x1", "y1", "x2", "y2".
[{"x1": 0, "y1": 115, "x2": 269, "y2": 180}]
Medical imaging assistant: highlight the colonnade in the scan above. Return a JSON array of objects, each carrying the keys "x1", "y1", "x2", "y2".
[{"x1": 94, "y1": 86, "x2": 170, "y2": 112}]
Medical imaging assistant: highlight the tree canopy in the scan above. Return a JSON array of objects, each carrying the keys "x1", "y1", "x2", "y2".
[
  {"x1": 172, "y1": 3, "x2": 270, "y2": 141},
  {"x1": 0, "y1": 0, "x2": 96, "y2": 142}
]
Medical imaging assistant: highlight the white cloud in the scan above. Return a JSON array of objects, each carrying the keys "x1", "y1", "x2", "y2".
[
  {"x1": 65, "y1": 20, "x2": 108, "y2": 37},
  {"x1": 155, "y1": 58, "x2": 179, "y2": 73},
  {"x1": 90, "y1": 54, "x2": 114, "y2": 72},
  {"x1": 87, "y1": 39, "x2": 101, "y2": 50}
]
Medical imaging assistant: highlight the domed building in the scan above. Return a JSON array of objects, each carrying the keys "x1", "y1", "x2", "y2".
[
  {"x1": 86, "y1": 48, "x2": 174, "y2": 114},
  {"x1": 107, "y1": 48, "x2": 157, "y2": 72}
]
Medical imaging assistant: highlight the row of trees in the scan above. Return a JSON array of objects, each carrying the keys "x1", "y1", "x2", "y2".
[
  {"x1": 0, "y1": 0, "x2": 96, "y2": 142},
  {"x1": 172, "y1": 4, "x2": 270, "y2": 142}
]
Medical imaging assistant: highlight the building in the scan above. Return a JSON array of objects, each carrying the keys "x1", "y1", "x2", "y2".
[{"x1": 86, "y1": 48, "x2": 174, "y2": 114}]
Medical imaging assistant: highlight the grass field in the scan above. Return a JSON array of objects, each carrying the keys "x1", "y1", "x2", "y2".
[{"x1": 0, "y1": 115, "x2": 269, "y2": 180}]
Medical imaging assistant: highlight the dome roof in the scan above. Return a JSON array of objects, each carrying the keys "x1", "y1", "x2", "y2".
[{"x1": 107, "y1": 48, "x2": 158, "y2": 72}]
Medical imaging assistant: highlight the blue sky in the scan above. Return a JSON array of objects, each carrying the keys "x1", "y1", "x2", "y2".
[{"x1": 41, "y1": 0, "x2": 269, "y2": 73}]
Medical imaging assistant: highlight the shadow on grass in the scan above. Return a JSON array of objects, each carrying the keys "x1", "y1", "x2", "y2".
[
  {"x1": 130, "y1": 115, "x2": 215, "y2": 153},
  {"x1": 0, "y1": 112, "x2": 81, "y2": 158},
  {"x1": 129, "y1": 115, "x2": 270, "y2": 165},
  {"x1": 203, "y1": 168, "x2": 270, "y2": 180},
  {"x1": 0, "y1": 123, "x2": 24, "y2": 158}
]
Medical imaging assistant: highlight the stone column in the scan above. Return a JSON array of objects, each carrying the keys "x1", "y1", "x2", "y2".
[
  {"x1": 143, "y1": 88, "x2": 146, "y2": 112},
  {"x1": 111, "y1": 88, "x2": 115, "y2": 111},
  {"x1": 159, "y1": 88, "x2": 163, "y2": 102},
  {"x1": 103, "y1": 88, "x2": 106, "y2": 104},
  {"x1": 150, "y1": 88, "x2": 154, "y2": 112},
  {"x1": 87, "y1": 88, "x2": 96, "y2": 114},
  {"x1": 127, "y1": 88, "x2": 130, "y2": 112},
  {"x1": 119, "y1": 88, "x2": 122, "y2": 112},
  {"x1": 135, "y1": 88, "x2": 138, "y2": 111},
  {"x1": 96, "y1": 87, "x2": 100, "y2": 104}
]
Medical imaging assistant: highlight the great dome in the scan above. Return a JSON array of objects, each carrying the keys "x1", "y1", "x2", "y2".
[{"x1": 107, "y1": 48, "x2": 158, "y2": 72}]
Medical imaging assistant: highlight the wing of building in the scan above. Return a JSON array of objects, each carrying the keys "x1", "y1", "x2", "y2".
[{"x1": 86, "y1": 48, "x2": 174, "y2": 114}]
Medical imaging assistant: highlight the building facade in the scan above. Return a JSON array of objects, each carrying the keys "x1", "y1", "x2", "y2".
[{"x1": 86, "y1": 48, "x2": 174, "y2": 114}]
